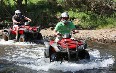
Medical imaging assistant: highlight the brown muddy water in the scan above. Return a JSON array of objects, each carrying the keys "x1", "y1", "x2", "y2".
[{"x1": 0, "y1": 39, "x2": 115, "y2": 73}]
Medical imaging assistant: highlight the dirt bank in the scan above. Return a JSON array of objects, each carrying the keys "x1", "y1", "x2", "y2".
[
  {"x1": 0, "y1": 28, "x2": 115, "y2": 43},
  {"x1": 40, "y1": 28, "x2": 116, "y2": 43}
]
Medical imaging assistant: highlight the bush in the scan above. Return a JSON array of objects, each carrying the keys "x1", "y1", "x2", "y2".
[{"x1": 0, "y1": 0, "x2": 116, "y2": 29}]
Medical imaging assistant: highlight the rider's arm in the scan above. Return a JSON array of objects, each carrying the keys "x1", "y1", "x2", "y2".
[
  {"x1": 54, "y1": 30, "x2": 62, "y2": 36},
  {"x1": 70, "y1": 22, "x2": 79, "y2": 34},
  {"x1": 24, "y1": 17, "x2": 32, "y2": 22},
  {"x1": 12, "y1": 16, "x2": 20, "y2": 24},
  {"x1": 72, "y1": 29, "x2": 79, "y2": 34},
  {"x1": 54, "y1": 22, "x2": 62, "y2": 36}
]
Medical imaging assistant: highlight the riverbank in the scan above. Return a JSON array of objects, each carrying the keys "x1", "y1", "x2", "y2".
[
  {"x1": 0, "y1": 28, "x2": 116, "y2": 43},
  {"x1": 40, "y1": 28, "x2": 116, "y2": 43}
]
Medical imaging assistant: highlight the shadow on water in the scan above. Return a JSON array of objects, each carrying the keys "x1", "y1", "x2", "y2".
[
  {"x1": 0, "y1": 59, "x2": 38, "y2": 73},
  {"x1": 0, "y1": 39, "x2": 115, "y2": 73}
]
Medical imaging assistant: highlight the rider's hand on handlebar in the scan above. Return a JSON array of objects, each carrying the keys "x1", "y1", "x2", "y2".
[
  {"x1": 54, "y1": 33, "x2": 62, "y2": 37},
  {"x1": 72, "y1": 30, "x2": 79, "y2": 34},
  {"x1": 17, "y1": 22, "x2": 20, "y2": 24},
  {"x1": 28, "y1": 20, "x2": 31, "y2": 22},
  {"x1": 57, "y1": 33, "x2": 62, "y2": 36}
]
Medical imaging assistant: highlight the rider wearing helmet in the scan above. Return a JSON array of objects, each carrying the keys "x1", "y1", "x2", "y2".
[
  {"x1": 12, "y1": 10, "x2": 31, "y2": 25},
  {"x1": 12, "y1": 10, "x2": 32, "y2": 41},
  {"x1": 54, "y1": 12, "x2": 78, "y2": 42}
]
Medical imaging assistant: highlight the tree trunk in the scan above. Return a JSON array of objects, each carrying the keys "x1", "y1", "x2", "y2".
[
  {"x1": 25, "y1": 0, "x2": 27, "y2": 6},
  {"x1": 0, "y1": 0, "x2": 3, "y2": 5},
  {"x1": 17, "y1": 0, "x2": 23, "y2": 10},
  {"x1": 47, "y1": 0, "x2": 57, "y2": 4},
  {"x1": 13, "y1": 0, "x2": 23, "y2": 12}
]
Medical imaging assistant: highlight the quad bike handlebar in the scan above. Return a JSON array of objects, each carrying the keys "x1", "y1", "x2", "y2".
[
  {"x1": 16, "y1": 21, "x2": 30, "y2": 26},
  {"x1": 55, "y1": 30, "x2": 79, "y2": 38},
  {"x1": 24, "y1": 22, "x2": 30, "y2": 25}
]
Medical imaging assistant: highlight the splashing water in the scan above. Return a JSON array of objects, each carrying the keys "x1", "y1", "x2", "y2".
[
  {"x1": 0, "y1": 39, "x2": 36, "y2": 46},
  {"x1": 1, "y1": 48, "x2": 115, "y2": 72},
  {"x1": 0, "y1": 39, "x2": 115, "y2": 72}
]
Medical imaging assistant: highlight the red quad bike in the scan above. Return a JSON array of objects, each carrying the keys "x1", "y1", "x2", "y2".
[
  {"x1": 44, "y1": 33, "x2": 90, "y2": 62},
  {"x1": 2, "y1": 22, "x2": 43, "y2": 42}
]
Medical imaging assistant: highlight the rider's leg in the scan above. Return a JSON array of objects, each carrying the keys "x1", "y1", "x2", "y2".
[
  {"x1": 16, "y1": 29, "x2": 18, "y2": 41},
  {"x1": 13, "y1": 25, "x2": 19, "y2": 41},
  {"x1": 55, "y1": 35, "x2": 62, "y2": 43}
]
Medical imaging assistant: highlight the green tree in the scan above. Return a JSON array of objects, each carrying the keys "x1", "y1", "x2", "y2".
[{"x1": 13, "y1": 0, "x2": 28, "y2": 12}]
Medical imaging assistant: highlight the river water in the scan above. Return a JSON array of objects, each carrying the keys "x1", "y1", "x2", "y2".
[{"x1": 0, "y1": 39, "x2": 115, "y2": 73}]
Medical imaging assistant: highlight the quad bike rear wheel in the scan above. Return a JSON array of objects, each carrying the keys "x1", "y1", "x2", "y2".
[
  {"x1": 3, "y1": 32, "x2": 9, "y2": 41},
  {"x1": 44, "y1": 45, "x2": 51, "y2": 58},
  {"x1": 44, "y1": 51, "x2": 48, "y2": 58}
]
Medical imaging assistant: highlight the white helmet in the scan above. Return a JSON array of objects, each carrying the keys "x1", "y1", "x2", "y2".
[
  {"x1": 15, "y1": 10, "x2": 21, "y2": 14},
  {"x1": 61, "y1": 12, "x2": 69, "y2": 17}
]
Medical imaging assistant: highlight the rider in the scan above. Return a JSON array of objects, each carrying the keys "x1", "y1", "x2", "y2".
[
  {"x1": 54, "y1": 12, "x2": 78, "y2": 42},
  {"x1": 12, "y1": 10, "x2": 31, "y2": 41}
]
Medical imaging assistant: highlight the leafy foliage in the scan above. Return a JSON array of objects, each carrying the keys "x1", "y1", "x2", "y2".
[{"x1": 0, "y1": 0, "x2": 116, "y2": 29}]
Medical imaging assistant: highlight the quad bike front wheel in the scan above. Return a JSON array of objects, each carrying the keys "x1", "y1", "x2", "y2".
[
  {"x1": 50, "y1": 53, "x2": 62, "y2": 62},
  {"x1": 19, "y1": 35, "x2": 25, "y2": 42},
  {"x1": 37, "y1": 33, "x2": 43, "y2": 40},
  {"x1": 78, "y1": 50, "x2": 90, "y2": 60},
  {"x1": 3, "y1": 32, "x2": 9, "y2": 41}
]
